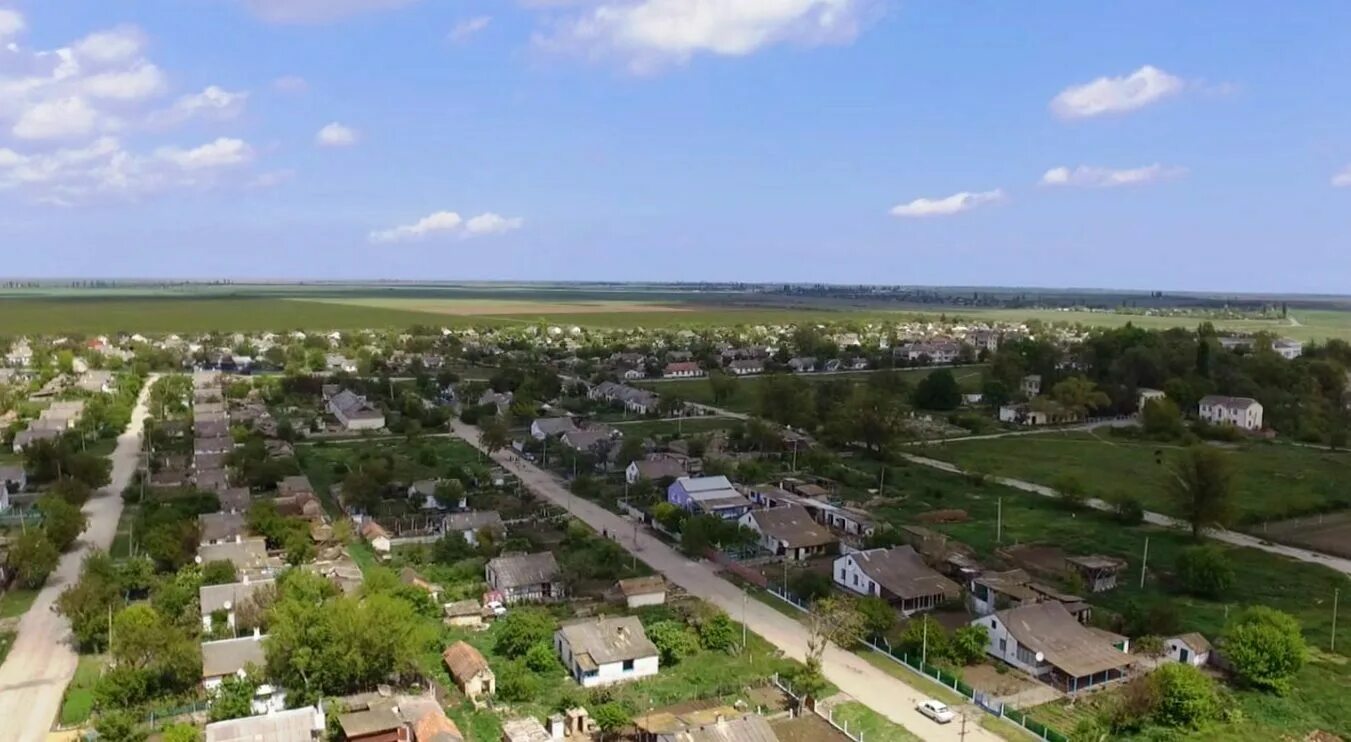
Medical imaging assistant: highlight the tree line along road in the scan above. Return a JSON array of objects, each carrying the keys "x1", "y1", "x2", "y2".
[
  {"x1": 450, "y1": 419, "x2": 1003, "y2": 742},
  {"x1": 0, "y1": 376, "x2": 158, "y2": 742}
]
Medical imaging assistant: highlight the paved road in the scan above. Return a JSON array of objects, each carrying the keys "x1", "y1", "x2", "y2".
[
  {"x1": 903, "y1": 418, "x2": 1137, "y2": 445},
  {"x1": 451, "y1": 420, "x2": 1001, "y2": 742},
  {"x1": 0, "y1": 376, "x2": 158, "y2": 742},
  {"x1": 899, "y1": 451, "x2": 1351, "y2": 577}
]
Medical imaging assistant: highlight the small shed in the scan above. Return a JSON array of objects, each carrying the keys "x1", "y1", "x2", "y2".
[
  {"x1": 443, "y1": 641, "x2": 496, "y2": 701},
  {"x1": 1166, "y1": 633, "x2": 1211, "y2": 667}
]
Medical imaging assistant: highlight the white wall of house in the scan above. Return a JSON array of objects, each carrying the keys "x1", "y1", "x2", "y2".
[
  {"x1": 1198, "y1": 401, "x2": 1263, "y2": 430},
  {"x1": 1165, "y1": 639, "x2": 1209, "y2": 667},
  {"x1": 554, "y1": 635, "x2": 659, "y2": 688},
  {"x1": 971, "y1": 614, "x2": 1049, "y2": 677},
  {"x1": 833, "y1": 554, "x2": 880, "y2": 597},
  {"x1": 625, "y1": 591, "x2": 666, "y2": 609}
]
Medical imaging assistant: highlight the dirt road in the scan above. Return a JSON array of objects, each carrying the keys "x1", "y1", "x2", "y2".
[
  {"x1": 0, "y1": 376, "x2": 157, "y2": 742},
  {"x1": 451, "y1": 420, "x2": 1002, "y2": 742}
]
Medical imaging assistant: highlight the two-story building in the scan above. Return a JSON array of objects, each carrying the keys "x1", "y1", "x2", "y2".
[{"x1": 1198, "y1": 395, "x2": 1263, "y2": 431}]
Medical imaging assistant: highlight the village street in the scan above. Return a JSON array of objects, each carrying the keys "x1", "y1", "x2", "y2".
[
  {"x1": 450, "y1": 420, "x2": 1004, "y2": 742},
  {"x1": 0, "y1": 377, "x2": 158, "y2": 742}
]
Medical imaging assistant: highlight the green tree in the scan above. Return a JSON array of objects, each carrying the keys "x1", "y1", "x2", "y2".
[
  {"x1": 495, "y1": 661, "x2": 538, "y2": 703},
  {"x1": 1051, "y1": 474, "x2": 1088, "y2": 510},
  {"x1": 1165, "y1": 446, "x2": 1236, "y2": 539},
  {"x1": 57, "y1": 551, "x2": 125, "y2": 652},
  {"x1": 478, "y1": 415, "x2": 510, "y2": 455},
  {"x1": 855, "y1": 596, "x2": 896, "y2": 639},
  {"x1": 525, "y1": 641, "x2": 560, "y2": 673},
  {"x1": 49, "y1": 477, "x2": 93, "y2": 507},
  {"x1": 1151, "y1": 663, "x2": 1219, "y2": 728},
  {"x1": 1175, "y1": 545, "x2": 1234, "y2": 599},
  {"x1": 1222, "y1": 606, "x2": 1308, "y2": 694},
  {"x1": 93, "y1": 710, "x2": 147, "y2": 742},
  {"x1": 647, "y1": 620, "x2": 699, "y2": 665},
  {"x1": 37, "y1": 495, "x2": 87, "y2": 551},
  {"x1": 708, "y1": 369, "x2": 739, "y2": 405},
  {"x1": 1141, "y1": 397, "x2": 1185, "y2": 438},
  {"x1": 433, "y1": 479, "x2": 466, "y2": 509},
  {"x1": 789, "y1": 571, "x2": 833, "y2": 603},
  {"x1": 698, "y1": 612, "x2": 739, "y2": 653},
  {"x1": 8, "y1": 530, "x2": 58, "y2": 589},
  {"x1": 912, "y1": 369, "x2": 962, "y2": 411},
  {"x1": 208, "y1": 673, "x2": 257, "y2": 722},
  {"x1": 1050, "y1": 376, "x2": 1110, "y2": 418},
  {"x1": 1110, "y1": 494, "x2": 1145, "y2": 525},
  {"x1": 592, "y1": 702, "x2": 632, "y2": 741},
  {"x1": 949, "y1": 625, "x2": 989, "y2": 666},
  {"x1": 493, "y1": 608, "x2": 558, "y2": 659},
  {"x1": 200, "y1": 559, "x2": 238, "y2": 586},
  {"x1": 897, "y1": 615, "x2": 949, "y2": 664}
]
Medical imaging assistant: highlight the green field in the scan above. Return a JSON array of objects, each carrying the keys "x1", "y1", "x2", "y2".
[
  {"x1": 0, "y1": 588, "x2": 39, "y2": 619},
  {"x1": 830, "y1": 701, "x2": 922, "y2": 742},
  {"x1": 919, "y1": 432, "x2": 1351, "y2": 523},
  {"x1": 639, "y1": 366, "x2": 988, "y2": 414},
  {"x1": 850, "y1": 460, "x2": 1351, "y2": 740},
  {"x1": 940, "y1": 307, "x2": 1351, "y2": 342},
  {"x1": 59, "y1": 654, "x2": 105, "y2": 726}
]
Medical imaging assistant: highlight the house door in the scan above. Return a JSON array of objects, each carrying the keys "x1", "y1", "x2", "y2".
[{"x1": 1178, "y1": 648, "x2": 1189, "y2": 663}]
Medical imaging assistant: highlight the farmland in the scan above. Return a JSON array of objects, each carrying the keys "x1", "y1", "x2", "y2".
[
  {"x1": 638, "y1": 365, "x2": 988, "y2": 414},
  {"x1": 918, "y1": 432, "x2": 1351, "y2": 523},
  {"x1": 939, "y1": 306, "x2": 1351, "y2": 342},
  {"x1": 834, "y1": 459, "x2": 1351, "y2": 740}
]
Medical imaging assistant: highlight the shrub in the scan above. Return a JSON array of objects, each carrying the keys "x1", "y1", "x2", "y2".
[
  {"x1": 1222, "y1": 607, "x2": 1308, "y2": 694},
  {"x1": 698, "y1": 612, "x2": 738, "y2": 653},
  {"x1": 493, "y1": 608, "x2": 557, "y2": 659},
  {"x1": 1110, "y1": 494, "x2": 1145, "y2": 525},
  {"x1": 789, "y1": 571, "x2": 832, "y2": 602},
  {"x1": 525, "y1": 641, "x2": 559, "y2": 674},
  {"x1": 1175, "y1": 546, "x2": 1234, "y2": 599},
  {"x1": 496, "y1": 661, "x2": 538, "y2": 702},
  {"x1": 1151, "y1": 663, "x2": 1219, "y2": 728},
  {"x1": 647, "y1": 620, "x2": 698, "y2": 665}
]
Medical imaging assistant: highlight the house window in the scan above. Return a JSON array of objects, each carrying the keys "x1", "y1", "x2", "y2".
[
  {"x1": 1016, "y1": 645, "x2": 1039, "y2": 666},
  {"x1": 622, "y1": 659, "x2": 635, "y2": 672},
  {"x1": 584, "y1": 669, "x2": 598, "y2": 678},
  {"x1": 998, "y1": 638, "x2": 1007, "y2": 652}
]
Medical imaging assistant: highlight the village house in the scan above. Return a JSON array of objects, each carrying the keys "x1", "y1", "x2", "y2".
[
  {"x1": 360, "y1": 520, "x2": 391, "y2": 554},
  {"x1": 787, "y1": 356, "x2": 817, "y2": 373},
  {"x1": 967, "y1": 569, "x2": 1093, "y2": 623},
  {"x1": 530, "y1": 416, "x2": 578, "y2": 440},
  {"x1": 75, "y1": 370, "x2": 115, "y2": 394},
  {"x1": 501, "y1": 717, "x2": 552, "y2": 742},
  {"x1": 1065, "y1": 555, "x2": 1127, "y2": 592},
  {"x1": 328, "y1": 389, "x2": 386, "y2": 431},
  {"x1": 199, "y1": 512, "x2": 248, "y2": 546},
  {"x1": 663, "y1": 361, "x2": 704, "y2": 379},
  {"x1": 1021, "y1": 374, "x2": 1042, "y2": 397},
  {"x1": 895, "y1": 341, "x2": 961, "y2": 365},
  {"x1": 1198, "y1": 395, "x2": 1264, "y2": 431},
  {"x1": 399, "y1": 567, "x2": 442, "y2": 601},
  {"x1": 485, "y1": 552, "x2": 564, "y2": 604},
  {"x1": 1272, "y1": 338, "x2": 1304, "y2": 360},
  {"x1": 667, "y1": 476, "x2": 752, "y2": 520},
  {"x1": 204, "y1": 705, "x2": 326, "y2": 742},
  {"x1": 738, "y1": 505, "x2": 837, "y2": 561},
  {"x1": 201, "y1": 632, "x2": 285, "y2": 712},
  {"x1": 972, "y1": 601, "x2": 1132, "y2": 694},
  {"x1": 11, "y1": 427, "x2": 61, "y2": 453},
  {"x1": 614, "y1": 576, "x2": 667, "y2": 609},
  {"x1": 195, "y1": 435, "x2": 234, "y2": 456},
  {"x1": 443, "y1": 510, "x2": 505, "y2": 546},
  {"x1": 967, "y1": 329, "x2": 1001, "y2": 353},
  {"x1": 337, "y1": 707, "x2": 410, "y2": 742},
  {"x1": 555, "y1": 616, "x2": 660, "y2": 688},
  {"x1": 834, "y1": 546, "x2": 961, "y2": 615},
  {"x1": 589, "y1": 381, "x2": 660, "y2": 415},
  {"x1": 1137, "y1": 388, "x2": 1167, "y2": 409},
  {"x1": 726, "y1": 359, "x2": 763, "y2": 376},
  {"x1": 442, "y1": 600, "x2": 487, "y2": 629},
  {"x1": 198, "y1": 537, "x2": 278, "y2": 579},
  {"x1": 442, "y1": 641, "x2": 496, "y2": 701},
  {"x1": 199, "y1": 578, "x2": 275, "y2": 633},
  {"x1": 626, "y1": 454, "x2": 691, "y2": 484},
  {"x1": 278, "y1": 475, "x2": 315, "y2": 499},
  {"x1": 217, "y1": 488, "x2": 252, "y2": 514},
  {"x1": 1165, "y1": 633, "x2": 1212, "y2": 667}
]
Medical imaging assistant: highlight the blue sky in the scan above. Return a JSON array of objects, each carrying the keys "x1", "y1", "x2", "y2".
[{"x1": 0, "y1": 0, "x2": 1348, "y2": 292}]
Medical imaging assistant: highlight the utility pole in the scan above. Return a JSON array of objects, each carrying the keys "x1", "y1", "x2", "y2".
[
  {"x1": 921, "y1": 618, "x2": 928, "y2": 667},
  {"x1": 996, "y1": 498, "x2": 1003, "y2": 544},
  {"x1": 878, "y1": 466, "x2": 885, "y2": 498},
  {"x1": 1140, "y1": 537, "x2": 1150, "y2": 589},
  {"x1": 1333, "y1": 588, "x2": 1340, "y2": 652},
  {"x1": 742, "y1": 590, "x2": 748, "y2": 652}
]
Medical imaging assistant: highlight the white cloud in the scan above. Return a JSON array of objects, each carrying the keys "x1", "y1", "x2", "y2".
[
  {"x1": 156, "y1": 137, "x2": 254, "y2": 170},
  {"x1": 243, "y1": 0, "x2": 421, "y2": 24},
  {"x1": 889, "y1": 189, "x2": 1004, "y2": 218},
  {"x1": 12, "y1": 97, "x2": 100, "y2": 140},
  {"x1": 0, "y1": 23, "x2": 172, "y2": 140},
  {"x1": 272, "y1": 75, "x2": 309, "y2": 94},
  {"x1": 0, "y1": 136, "x2": 259, "y2": 202},
  {"x1": 465, "y1": 212, "x2": 525, "y2": 235},
  {"x1": 0, "y1": 9, "x2": 26, "y2": 39},
  {"x1": 316, "y1": 122, "x2": 359, "y2": 147},
  {"x1": 536, "y1": 0, "x2": 867, "y2": 73},
  {"x1": 1041, "y1": 163, "x2": 1187, "y2": 188},
  {"x1": 1332, "y1": 165, "x2": 1351, "y2": 188},
  {"x1": 72, "y1": 26, "x2": 147, "y2": 65},
  {"x1": 449, "y1": 16, "x2": 492, "y2": 42},
  {"x1": 151, "y1": 86, "x2": 249, "y2": 126},
  {"x1": 1050, "y1": 65, "x2": 1184, "y2": 119},
  {"x1": 370, "y1": 210, "x2": 524, "y2": 243}
]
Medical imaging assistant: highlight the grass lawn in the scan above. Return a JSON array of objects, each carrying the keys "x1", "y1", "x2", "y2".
[
  {"x1": 940, "y1": 306, "x2": 1351, "y2": 343},
  {"x1": 109, "y1": 505, "x2": 138, "y2": 559},
  {"x1": 920, "y1": 432, "x2": 1351, "y2": 523},
  {"x1": 59, "y1": 654, "x2": 105, "y2": 726},
  {"x1": 609, "y1": 416, "x2": 744, "y2": 439},
  {"x1": 0, "y1": 588, "x2": 39, "y2": 619},
  {"x1": 639, "y1": 366, "x2": 987, "y2": 414},
  {"x1": 830, "y1": 701, "x2": 923, "y2": 741}
]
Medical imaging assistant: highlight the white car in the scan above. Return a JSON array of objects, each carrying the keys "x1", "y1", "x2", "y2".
[
  {"x1": 917, "y1": 700, "x2": 955, "y2": 724},
  {"x1": 486, "y1": 600, "x2": 507, "y2": 617}
]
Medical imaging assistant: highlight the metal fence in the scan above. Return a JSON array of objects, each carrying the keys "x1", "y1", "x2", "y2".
[{"x1": 763, "y1": 587, "x2": 1068, "y2": 742}]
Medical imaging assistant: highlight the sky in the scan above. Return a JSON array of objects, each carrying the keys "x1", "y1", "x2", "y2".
[{"x1": 0, "y1": 0, "x2": 1348, "y2": 292}]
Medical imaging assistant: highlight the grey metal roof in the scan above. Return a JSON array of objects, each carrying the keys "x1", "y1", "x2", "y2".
[
  {"x1": 199, "y1": 512, "x2": 248, "y2": 543},
  {"x1": 852, "y1": 546, "x2": 960, "y2": 600},
  {"x1": 201, "y1": 635, "x2": 266, "y2": 678},
  {"x1": 658, "y1": 713, "x2": 780, "y2": 742},
  {"x1": 747, "y1": 506, "x2": 836, "y2": 549},
  {"x1": 205, "y1": 707, "x2": 320, "y2": 742},
  {"x1": 994, "y1": 602, "x2": 1134, "y2": 678},
  {"x1": 557, "y1": 615, "x2": 657, "y2": 666},
  {"x1": 487, "y1": 552, "x2": 560, "y2": 589},
  {"x1": 200, "y1": 578, "x2": 274, "y2": 616},
  {"x1": 444, "y1": 510, "x2": 503, "y2": 533}
]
